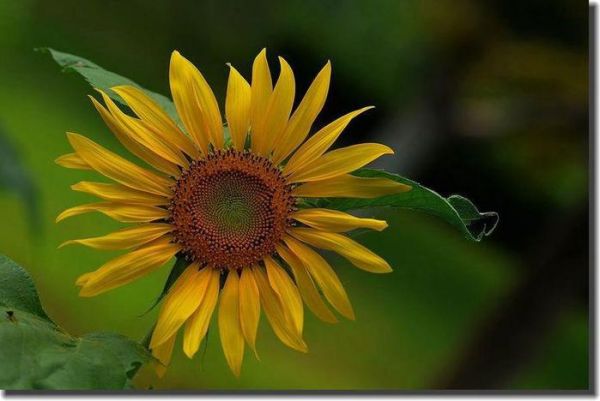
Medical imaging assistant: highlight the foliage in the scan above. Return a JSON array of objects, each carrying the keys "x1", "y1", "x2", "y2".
[
  {"x1": 38, "y1": 48, "x2": 179, "y2": 124},
  {"x1": 0, "y1": 255, "x2": 152, "y2": 390},
  {"x1": 312, "y1": 169, "x2": 498, "y2": 241}
]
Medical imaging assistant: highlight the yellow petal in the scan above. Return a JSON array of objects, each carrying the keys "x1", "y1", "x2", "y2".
[
  {"x1": 283, "y1": 235, "x2": 355, "y2": 320},
  {"x1": 56, "y1": 202, "x2": 169, "y2": 223},
  {"x1": 169, "y1": 52, "x2": 208, "y2": 154},
  {"x1": 71, "y1": 181, "x2": 169, "y2": 205},
  {"x1": 66, "y1": 133, "x2": 173, "y2": 197},
  {"x1": 287, "y1": 143, "x2": 394, "y2": 183},
  {"x1": 152, "y1": 333, "x2": 176, "y2": 378},
  {"x1": 291, "y1": 208, "x2": 387, "y2": 233},
  {"x1": 90, "y1": 94, "x2": 182, "y2": 177},
  {"x1": 98, "y1": 90, "x2": 188, "y2": 170},
  {"x1": 276, "y1": 244, "x2": 337, "y2": 323},
  {"x1": 170, "y1": 51, "x2": 223, "y2": 151},
  {"x1": 110, "y1": 85, "x2": 200, "y2": 159},
  {"x1": 284, "y1": 107, "x2": 373, "y2": 175},
  {"x1": 75, "y1": 272, "x2": 93, "y2": 286},
  {"x1": 252, "y1": 57, "x2": 295, "y2": 156},
  {"x1": 264, "y1": 256, "x2": 303, "y2": 335},
  {"x1": 218, "y1": 271, "x2": 245, "y2": 377},
  {"x1": 252, "y1": 266, "x2": 308, "y2": 353},
  {"x1": 59, "y1": 223, "x2": 173, "y2": 250},
  {"x1": 289, "y1": 227, "x2": 392, "y2": 273},
  {"x1": 150, "y1": 265, "x2": 213, "y2": 349},
  {"x1": 225, "y1": 65, "x2": 251, "y2": 150},
  {"x1": 78, "y1": 237, "x2": 180, "y2": 297},
  {"x1": 55, "y1": 153, "x2": 91, "y2": 170},
  {"x1": 238, "y1": 267, "x2": 260, "y2": 357},
  {"x1": 249, "y1": 49, "x2": 273, "y2": 151},
  {"x1": 272, "y1": 61, "x2": 331, "y2": 165},
  {"x1": 183, "y1": 268, "x2": 220, "y2": 359},
  {"x1": 292, "y1": 174, "x2": 411, "y2": 198}
]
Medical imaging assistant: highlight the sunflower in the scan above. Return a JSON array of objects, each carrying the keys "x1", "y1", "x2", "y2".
[{"x1": 56, "y1": 49, "x2": 410, "y2": 377}]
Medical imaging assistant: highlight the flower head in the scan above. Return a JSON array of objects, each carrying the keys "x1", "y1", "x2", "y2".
[{"x1": 57, "y1": 49, "x2": 410, "y2": 377}]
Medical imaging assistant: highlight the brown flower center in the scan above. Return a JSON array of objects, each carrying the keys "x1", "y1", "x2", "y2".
[{"x1": 169, "y1": 149, "x2": 294, "y2": 270}]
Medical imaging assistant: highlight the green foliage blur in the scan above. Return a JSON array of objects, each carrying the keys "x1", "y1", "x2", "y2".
[{"x1": 0, "y1": 0, "x2": 588, "y2": 390}]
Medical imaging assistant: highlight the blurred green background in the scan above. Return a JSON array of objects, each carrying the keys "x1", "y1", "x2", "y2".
[{"x1": 0, "y1": 0, "x2": 588, "y2": 390}]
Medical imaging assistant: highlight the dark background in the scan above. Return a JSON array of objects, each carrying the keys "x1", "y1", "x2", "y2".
[{"x1": 0, "y1": 0, "x2": 589, "y2": 390}]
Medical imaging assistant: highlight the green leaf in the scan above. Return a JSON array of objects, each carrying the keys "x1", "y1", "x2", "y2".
[
  {"x1": 310, "y1": 168, "x2": 498, "y2": 241},
  {"x1": 40, "y1": 48, "x2": 238, "y2": 147},
  {"x1": 38, "y1": 47, "x2": 180, "y2": 125},
  {"x1": 81, "y1": 332, "x2": 150, "y2": 380},
  {"x1": 0, "y1": 255, "x2": 152, "y2": 390},
  {"x1": 0, "y1": 255, "x2": 48, "y2": 321}
]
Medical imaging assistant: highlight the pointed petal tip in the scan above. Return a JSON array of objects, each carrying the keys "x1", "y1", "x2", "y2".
[
  {"x1": 318, "y1": 60, "x2": 332, "y2": 76},
  {"x1": 183, "y1": 347, "x2": 196, "y2": 360},
  {"x1": 65, "y1": 131, "x2": 81, "y2": 143},
  {"x1": 340, "y1": 303, "x2": 356, "y2": 321},
  {"x1": 347, "y1": 105, "x2": 375, "y2": 118},
  {"x1": 371, "y1": 260, "x2": 393, "y2": 273},
  {"x1": 226, "y1": 63, "x2": 242, "y2": 76},
  {"x1": 252, "y1": 348, "x2": 261, "y2": 361},
  {"x1": 92, "y1": 87, "x2": 106, "y2": 97},
  {"x1": 109, "y1": 84, "x2": 124, "y2": 92},
  {"x1": 170, "y1": 50, "x2": 185, "y2": 70},
  {"x1": 254, "y1": 48, "x2": 268, "y2": 62},
  {"x1": 377, "y1": 221, "x2": 389, "y2": 231},
  {"x1": 289, "y1": 336, "x2": 309, "y2": 353},
  {"x1": 298, "y1": 342, "x2": 309, "y2": 353},
  {"x1": 57, "y1": 240, "x2": 72, "y2": 249},
  {"x1": 282, "y1": 58, "x2": 296, "y2": 75},
  {"x1": 379, "y1": 144, "x2": 394, "y2": 155}
]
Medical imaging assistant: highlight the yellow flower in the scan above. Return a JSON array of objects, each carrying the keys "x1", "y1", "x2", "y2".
[{"x1": 57, "y1": 49, "x2": 411, "y2": 377}]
